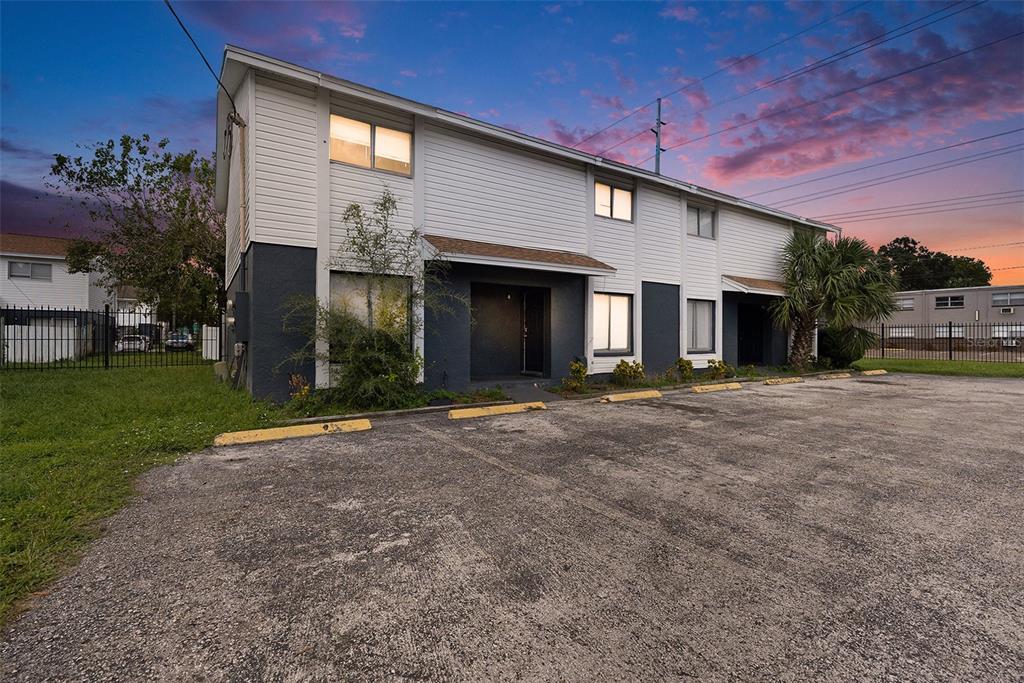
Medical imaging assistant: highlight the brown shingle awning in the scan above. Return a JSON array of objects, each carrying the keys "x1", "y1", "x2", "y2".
[
  {"x1": 722, "y1": 275, "x2": 787, "y2": 296},
  {"x1": 424, "y1": 234, "x2": 615, "y2": 274}
]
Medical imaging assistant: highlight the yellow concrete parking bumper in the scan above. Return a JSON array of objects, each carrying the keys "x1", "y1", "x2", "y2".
[
  {"x1": 213, "y1": 419, "x2": 372, "y2": 446},
  {"x1": 601, "y1": 389, "x2": 662, "y2": 402},
  {"x1": 692, "y1": 382, "x2": 742, "y2": 394},
  {"x1": 819, "y1": 372, "x2": 852, "y2": 380},
  {"x1": 764, "y1": 376, "x2": 803, "y2": 386},
  {"x1": 861, "y1": 369, "x2": 888, "y2": 376},
  {"x1": 448, "y1": 402, "x2": 546, "y2": 420}
]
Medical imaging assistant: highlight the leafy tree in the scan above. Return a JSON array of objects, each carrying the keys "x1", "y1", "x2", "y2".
[
  {"x1": 877, "y1": 236, "x2": 991, "y2": 290},
  {"x1": 49, "y1": 135, "x2": 224, "y2": 325},
  {"x1": 771, "y1": 232, "x2": 898, "y2": 371}
]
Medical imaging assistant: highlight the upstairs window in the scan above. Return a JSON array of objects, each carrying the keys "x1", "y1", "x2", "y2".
[
  {"x1": 895, "y1": 297, "x2": 914, "y2": 310},
  {"x1": 594, "y1": 181, "x2": 632, "y2": 222},
  {"x1": 593, "y1": 292, "x2": 632, "y2": 354},
  {"x1": 935, "y1": 295, "x2": 964, "y2": 309},
  {"x1": 8, "y1": 261, "x2": 51, "y2": 281},
  {"x1": 992, "y1": 291, "x2": 1024, "y2": 307},
  {"x1": 687, "y1": 206, "x2": 715, "y2": 239},
  {"x1": 330, "y1": 114, "x2": 411, "y2": 176}
]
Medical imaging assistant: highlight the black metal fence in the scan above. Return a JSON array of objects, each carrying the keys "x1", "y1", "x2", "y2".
[
  {"x1": 0, "y1": 305, "x2": 223, "y2": 370},
  {"x1": 863, "y1": 322, "x2": 1024, "y2": 363}
]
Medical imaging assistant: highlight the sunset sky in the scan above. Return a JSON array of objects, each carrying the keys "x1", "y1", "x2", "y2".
[{"x1": 2, "y1": 1, "x2": 1022, "y2": 283}]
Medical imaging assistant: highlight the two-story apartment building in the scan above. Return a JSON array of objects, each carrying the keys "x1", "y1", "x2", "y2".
[
  {"x1": 886, "y1": 285, "x2": 1024, "y2": 339},
  {"x1": 214, "y1": 46, "x2": 839, "y2": 401}
]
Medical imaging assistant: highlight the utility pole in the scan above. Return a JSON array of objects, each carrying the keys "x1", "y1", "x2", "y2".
[{"x1": 652, "y1": 97, "x2": 667, "y2": 175}]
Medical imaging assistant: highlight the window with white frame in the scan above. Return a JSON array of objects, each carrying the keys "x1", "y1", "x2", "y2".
[
  {"x1": 330, "y1": 114, "x2": 411, "y2": 175},
  {"x1": 594, "y1": 181, "x2": 632, "y2": 221},
  {"x1": 686, "y1": 205, "x2": 715, "y2": 239},
  {"x1": 888, "y1": 326, "x2": 915, "y2": 338},
  {"x1": 992, "y1": 291, "x2": 1024, "y2": 307},
  {"x1": 934, "y1": 324, "x2": 965, "y2": 338},
  {"x1": 8, "y1": 261, "x2": 51, "y2": 281},
  {"x1": 687, "y1": 299, "x2": 715, "y2": 353},
  {"x1": 593, "y1": 292, "x2": 632, "y2": 354},
  {"x1": 934, "y1": 295, "x2": 964, "y2": 309},
  {"x1": 895, "y1": 297, "x2": 914, "y2": 310}
]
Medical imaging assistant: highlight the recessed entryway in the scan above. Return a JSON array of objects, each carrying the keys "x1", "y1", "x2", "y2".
[{"x1": 470, "y1": 282, "x2": 550, "y2": 381}]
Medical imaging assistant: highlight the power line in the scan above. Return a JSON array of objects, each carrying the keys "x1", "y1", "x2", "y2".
[
  {"x1": 745, "y1": 129, "x2": 1024, "y2": 199},
  {"x1": 824, "y1": 196, "x2": 1024, "y2": 221},
  {"x1": 828, "y1": 199, "x2": 1024, "y2": 223},
  {"x1": 164, "y1": 0, "x2": 239, "y2": 116},
  {"x1": 814, "y1": 190, "x2": 1024, "y2": 219},
  {"x1": 992, "y1": 264, "x2": 1024, "y2": 271},
  {"x1": 640, "y1": 30, "x2": 1024, "y2": 164},
  {"x1": 773, "y1": 145, "x2": 1024, "y2": 208},
  {"x1": 947, "y1": 241, "x2": 1024, "y2": 251},
  {"x1": 569, "y1": 1, "x2": 869, "y2": 151},
  {"x1": 671, "y1": 1, "x2": 982, "y2": 140}
]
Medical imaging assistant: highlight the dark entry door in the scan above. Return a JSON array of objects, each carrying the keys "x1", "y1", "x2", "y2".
[
  {"x1": 737, "y1": 303, "x2": 765, "y2": 366},
  {"x1": 521, "y1": 290, "x2": 545, "y2": 375}
]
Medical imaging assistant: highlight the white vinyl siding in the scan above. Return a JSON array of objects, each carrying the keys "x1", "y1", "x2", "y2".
[
  {"x1": 591, "y1": 215, "x2": 636, "y2": 294},
  {"x1": 718, "y1": 207, "x2": 792, "y2": 280},
  {"x1": 421, "y1": 122, "x2": 588, "y2": 254},
  {"x1": 0, "y1": 256, "x2": 90, "y2": 308},
  {"x1": 638, "y1": 184, "x2": 681, "y2": 284},
  {"x1": 253, "y1": 75, "x2": 318, "y2": 248},
  {"x1": 329, "y1": 163, "x2": 414, "y2": 256},
  {"x1": 225, "y1": 73, "x2": 253, "y2": 284}
]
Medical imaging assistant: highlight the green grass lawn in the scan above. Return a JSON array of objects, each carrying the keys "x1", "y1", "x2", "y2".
[
  {"x1": 853, "y1": 358, "x2": 1024, "y2": 378},
  {"x1": 0, "y1": 366, "x2": 277, "y2": 624}
]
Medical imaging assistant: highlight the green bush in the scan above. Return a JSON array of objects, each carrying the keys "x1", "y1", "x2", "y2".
[
  {"x1": 675, "y1": 358, "x2": 694, "y2": 383},
  {"x1": 818, "y1": 327, "x2": 871, "y2": 369},
  {"x1": 612, "y1": 359, "x2": 645, "y2": 386},
  {"x1": 705, "y1": 359, "x2": 735, "y2": 380},
  {"x1": 564, "y1": 359, "x2": 589, "y2": 393},
  {"x1": 332, "y1": 327, "x2": 422, "y2": 410},
  {"x1": 739, "y1": 364, "x2": 758, "y2": 377}
]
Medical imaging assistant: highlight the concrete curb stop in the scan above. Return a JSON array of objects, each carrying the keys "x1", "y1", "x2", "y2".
[
  {"x1": 213, "y1": 419, "x2": 372, "y2": 446},
  {"x1": 692, "y1": 382, "x2": 742, "y2": 394},
  {"x1": 448, "y1": 402, "x2": 547, "y2": 420},
  {"x1": 601, "y1": 389, "x2": 663, "y2": 403}
]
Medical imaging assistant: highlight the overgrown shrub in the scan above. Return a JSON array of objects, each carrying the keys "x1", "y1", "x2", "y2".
[
  {"x1": 675, "y1": 358, "x2": 694, "y2": 383},
  {"x1": 564, "y1": 359, "x2": 589, "y2": 393},
  {"x1": 705, "y1": 358, "x2": 735, "y2": 380},
  {"x1": 332, "y1": 327, "x2": 422, "y2": 410},
  {"x1": 818, "y1": 327, "x2": 870, "y2": 369},
  {"x1": 612, "y1": 359, "x2": 645, "y2": 386}
]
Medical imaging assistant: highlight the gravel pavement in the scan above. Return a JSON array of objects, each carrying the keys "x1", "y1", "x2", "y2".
[{"x1": 3, "y1": 373, "x2": 1023, "y2": 681}]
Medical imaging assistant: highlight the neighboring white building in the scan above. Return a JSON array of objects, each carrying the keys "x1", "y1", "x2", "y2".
[
  {"x1": 0, "y1": 233, "x2": 101, "y2": 308},
  {"x1": 214, "y1": 46, "x2": 840, "y2": 401}
]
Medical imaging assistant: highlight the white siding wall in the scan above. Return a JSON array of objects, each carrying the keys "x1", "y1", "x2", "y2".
[
  {"x1": 718, "y1": 207, "x2": 792, "y2": 279},
  {"x1": 421, "y1": 123, "x2": 588, "y2": 253},
  {"x1": 0, "y1": 256, "x2": 90, "y2": 308},
  {"x1": 253, "y1": 75, "x2": 318, "y2": 248},
  {"x1": 225, "y1": 72, "x2": 254, "y2": 284},
  {"x1": 328, "y1": 164, "x2": 414, "y2": 256},
  {"x1": 638, "y1": 183, "x2": 682, "y2": 285}
]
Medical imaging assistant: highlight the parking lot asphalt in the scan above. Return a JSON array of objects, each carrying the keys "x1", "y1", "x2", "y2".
[{"x1": 3, "y1": 373, "x2": 1023, "y2": 681}]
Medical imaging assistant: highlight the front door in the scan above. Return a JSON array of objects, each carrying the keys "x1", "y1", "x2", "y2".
[
  {"x1": 521, "y1": 290, "x2": 545, "y2": 375},
  {"x1": 737, "y1": 303, "x2": 765, "y2": 366}
]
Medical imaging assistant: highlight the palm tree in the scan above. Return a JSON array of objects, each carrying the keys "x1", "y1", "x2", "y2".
[{"x1": 771, "y1": 231, "x2": 897, "y2": 371}]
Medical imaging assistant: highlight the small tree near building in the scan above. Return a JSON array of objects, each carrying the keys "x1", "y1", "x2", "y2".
[
  {"x1": 50, "y1": 135, "x2": 224, "y2": 326},
  {"x1": 772, "y1": 231, "x2": 898, "y2": 371}
]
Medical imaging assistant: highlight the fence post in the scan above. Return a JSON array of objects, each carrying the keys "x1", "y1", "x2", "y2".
[
  {"x1": 880, "y1": 323, "x2": 886, "y2": 359},
  {"x1": 947, "y1": 320, "x2": 953, "y2": 361},
  {"x1": 104, "y1": 304, "x2": 111, "y2": 370}
]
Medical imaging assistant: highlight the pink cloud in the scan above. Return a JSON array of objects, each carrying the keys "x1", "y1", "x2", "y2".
[
  {"x1": 611, "y1": 31, "x2": 636, "y2": 45},
  {"x1": 699, "y1": 6, "x2": 1024, "y2": 185},
  {"x1": 659, "y1": 3, "x2": 699, "y2": 23}
]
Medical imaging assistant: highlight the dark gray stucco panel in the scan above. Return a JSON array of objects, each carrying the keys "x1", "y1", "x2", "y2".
[
  {"x1": 239, "y1": 242, "x2": 316, "y2": 403},
  {"x1": 424, "y1": 262, "x2": 585, "y2": 392},
  {"x1": 641, "y1": 282, "x2": 680, "y2": 374}
]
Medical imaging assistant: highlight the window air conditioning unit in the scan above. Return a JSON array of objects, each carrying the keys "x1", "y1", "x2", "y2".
[{"x1": 999, "y1": 307, "x2": 1015, "y2": 315}]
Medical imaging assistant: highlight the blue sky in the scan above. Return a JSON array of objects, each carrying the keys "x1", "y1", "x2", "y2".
[{"x1": 2, "y1": 1, "x2": 1022, "y2": 280}]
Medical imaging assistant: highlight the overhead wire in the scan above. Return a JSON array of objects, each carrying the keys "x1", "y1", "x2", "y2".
[
  {"x1": 570, "y1": 1, "x2": 870, "y2": 151},
  {"x1": 638, "y1": 29, "x2": 1024, "y2": 164}
]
